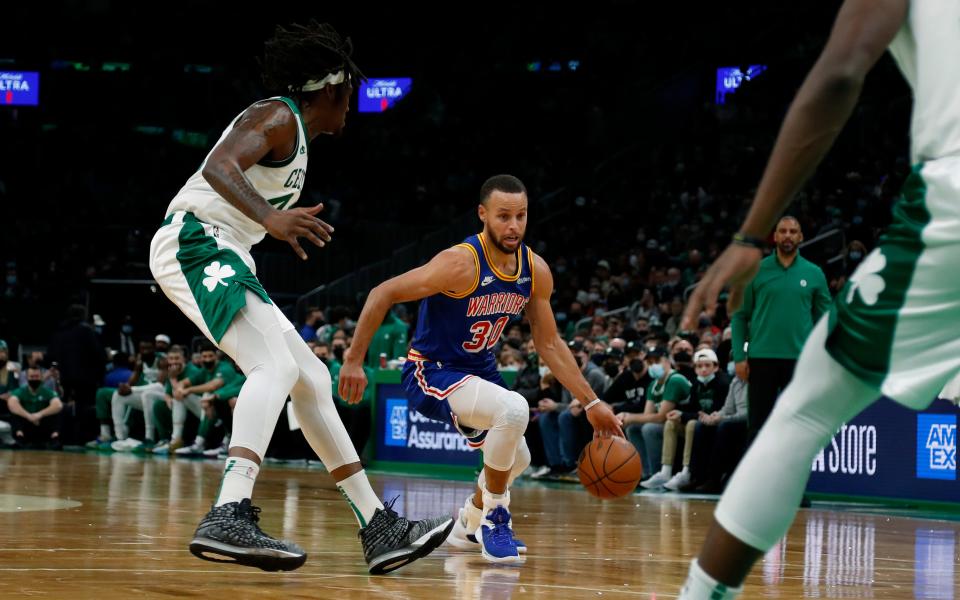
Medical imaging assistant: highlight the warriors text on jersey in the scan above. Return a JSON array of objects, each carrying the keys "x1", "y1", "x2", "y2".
[
  {"x1": 408, "y1": 233, "x2": 535, "y2": 375},
  {"x1": 165, "y1": 96, "x2": 309, "y2": 250}
]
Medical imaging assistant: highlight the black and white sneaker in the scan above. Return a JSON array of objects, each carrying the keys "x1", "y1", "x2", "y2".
[
  {"x1": 360, "y1": 497, "x2": 454, "y2": 575},
  {"x1": 188, "y1": 499, "x2": 307, "y2": 572}
]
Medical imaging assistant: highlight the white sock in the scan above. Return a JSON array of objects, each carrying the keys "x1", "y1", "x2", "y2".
[
  {"x1": 214, "y1": 457, "x2": 259, "y2": 507},
  {"x1": 100, "y1": 424, "x2": 111, "y2": 438},
  {"x1": 481, "y1": 486, "x2": 510, "y2": 515},
  {"x1": 679, "y1": 560, "x2": 742, "y2": 600},
  {"x1": 336, "y1": 470, "x2": 384, "y2": 528},
  {"x1": 173, "y1": 423, "x2": 184, "y2": 440},
  {"x1": 195, "y1": 436, "x2": 205, "y2": 448},
  {"x1": 462, "y1": 494, "x2": 483, "y2": 531},
  {"x1": 680, "y1": 466, "x2": 690, "y2": 476},
  {"x1": 660, "y1": 465, "x2": 673, "y2": 477}
]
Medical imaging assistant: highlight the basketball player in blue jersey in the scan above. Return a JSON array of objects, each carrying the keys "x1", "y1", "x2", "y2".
[
  {"x1": 149, "y1": 21, "x2": 453, "y2": 574},
  {"x1": 340, "y1": 174, "x2": 624, "y2": 564}
]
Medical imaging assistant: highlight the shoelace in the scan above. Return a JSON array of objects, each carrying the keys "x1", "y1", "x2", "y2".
[{"x1": 485, "y1": 507, "x2": 515, "y2": 547}]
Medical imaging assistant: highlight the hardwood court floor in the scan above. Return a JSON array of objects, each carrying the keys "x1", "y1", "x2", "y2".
[{"x1": 0, "y1": 451, "x2": 956, "y2": 599}]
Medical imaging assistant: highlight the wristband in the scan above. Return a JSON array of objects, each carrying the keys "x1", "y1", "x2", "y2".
[
  {"x1": 732, "y1": 231, "x2": 766, "y2": 250},
  {"x1": 584, "y1": 398, "x2": 602, "y2": 411}
]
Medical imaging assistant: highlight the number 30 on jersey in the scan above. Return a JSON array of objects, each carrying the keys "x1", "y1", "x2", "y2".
[{"x1": 462, "y1": 316, "x2": 510, "y2": 353}]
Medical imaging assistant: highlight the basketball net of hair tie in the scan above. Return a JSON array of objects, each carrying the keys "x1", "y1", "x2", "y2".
[{"x1": 296, "y1": 70, "x2": 346, "y2": 92}]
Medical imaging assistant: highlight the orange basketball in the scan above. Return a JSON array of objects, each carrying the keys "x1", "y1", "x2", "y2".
[{"x1": 577, "y1": 436, "x2": 642, "y2": 499}]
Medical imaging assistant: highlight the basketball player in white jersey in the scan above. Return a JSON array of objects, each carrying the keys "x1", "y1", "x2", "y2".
[
  {"x1": 677, "y1": 1, "x2": 955, "y2": 597},
  {"x1": 149, "y1": 21, "x2": 453, "y2": 574}
]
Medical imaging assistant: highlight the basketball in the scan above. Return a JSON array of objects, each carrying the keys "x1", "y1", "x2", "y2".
[{"x1": 577, "y1": 436, "x2": 642, "y2": 499}]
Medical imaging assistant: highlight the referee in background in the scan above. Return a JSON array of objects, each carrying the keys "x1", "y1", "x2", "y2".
[{"x1": 731, "y1": 216, "x2": 831, "y2": 442}]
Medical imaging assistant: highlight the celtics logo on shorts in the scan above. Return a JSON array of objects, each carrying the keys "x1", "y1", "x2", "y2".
[
  {"x1": 846, "y1": 250, "x2": 886, "y2": 306},
  {"x1": 202, "y1": 261, "x2": 237, "y2": 292}
]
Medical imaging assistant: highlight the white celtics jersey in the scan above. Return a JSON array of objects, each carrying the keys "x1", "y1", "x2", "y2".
[
  {"x1": 165, "y1": 96, "x2": 309, "y2": 250},
  {"x1": 888, "y1": 2, "x2": 960, "y2": 164},
  {"x1": 141, "y1": 356, "x2": 162, "y2": 384}
]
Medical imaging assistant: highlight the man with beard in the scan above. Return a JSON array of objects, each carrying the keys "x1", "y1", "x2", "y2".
[
  {"x1": 339, "y1": 174, "x2": 623, "y2": 564},
  {"x1": 729, "y1": 216, "x2": 830, "y2": 441}
]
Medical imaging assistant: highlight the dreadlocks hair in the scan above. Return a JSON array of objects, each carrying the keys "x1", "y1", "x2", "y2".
[{"x1": 259, "y1": 20, "x2": 366, "y2": 99}]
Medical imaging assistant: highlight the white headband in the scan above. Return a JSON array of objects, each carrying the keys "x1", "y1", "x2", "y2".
[{"x1": 297, "y1": 70, "x2": 346, "y2": 92}]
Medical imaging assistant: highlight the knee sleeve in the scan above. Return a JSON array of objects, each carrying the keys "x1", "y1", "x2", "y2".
[
  {"x1": 482, "y1": 390, "x2": 530, "y2": 472},
  {"x1": 492, "y1": 391, "x2": 529, "y2": 435}
]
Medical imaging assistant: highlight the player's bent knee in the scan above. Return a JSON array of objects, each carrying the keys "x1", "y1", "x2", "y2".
[
  {"x1": 513, "y1": 439, "x2": 532, "y2": 474},
  {"x1": 494, "y1": 391, "x2": 529, "y2": 434}
]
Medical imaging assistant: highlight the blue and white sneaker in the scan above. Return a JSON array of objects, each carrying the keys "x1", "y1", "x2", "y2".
[
  {"x1": 476, "y1": 506, "x2": 523, "y2": 564},
  {"x1": 448, "y1": 507, "x2": 526, "y2": 553}
]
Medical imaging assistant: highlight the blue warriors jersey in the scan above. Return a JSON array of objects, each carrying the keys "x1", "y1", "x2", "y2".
[{"x1": 408, "y1": 233, "x2": 535, "y2": 375}]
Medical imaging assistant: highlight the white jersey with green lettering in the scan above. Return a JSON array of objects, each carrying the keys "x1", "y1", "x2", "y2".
[
  {"x1": 165, "y1": 96, "x2": 309, "y2": 250},
  {"x1": 888, "y1": 2, "x2": 960, "y2": 164}
]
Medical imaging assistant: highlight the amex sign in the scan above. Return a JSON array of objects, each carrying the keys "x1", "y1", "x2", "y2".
[{"x1": 807, "y1": 398, "x2": 958, "y2": 501}]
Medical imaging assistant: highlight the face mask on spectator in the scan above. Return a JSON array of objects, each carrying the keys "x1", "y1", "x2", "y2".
[
  {"x1": 142, "y1": 352, "x2": 155, "y2": 364},
  {"x1": 122, "y1": 325, "x2": 133, "y2": 334},
  {"x1": 648, "y1": 363, "x2": 665, "y2": 380},
  {"x1": 28, "y1": 380, "x2": 43, "y2": 390},
  {"x1": 333, "y1": 346, "x2": 345, "y2": 363},
  {"x1": 697, "y1": 373, "x2": 715, "y2": 384},
  {"x1": 672, "y1": 351, "x2": 692, "y2": 365},
  {"x1": 202, "y1": 360, "x2": 216, "y2": 369},
  {"x1": 603, "y1": 363, "x2": 619, "y2": 378},
  {"x1": 555, "y1": 265, "x2": 567, "y2": 274},
  {"x1": 849, "y1": 251, "x2": 863, "y2": 261},
  {"x1": 6, "y1": 275, "x2": 16, "y2": 286},
  {"x1": 538, "y1": 366, "x2": 550, "y2": 377},
  {"x1": 727, "y1": 361, "x2": 736, "y2": 377},
  {"x1": 629, "y1": 359, "x2": 645, "y2": 374},
  {"x1": 587, "y1": 292, "x2": 601, "y2": 303}
]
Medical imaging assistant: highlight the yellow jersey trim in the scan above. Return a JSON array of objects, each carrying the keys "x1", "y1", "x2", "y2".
[
  {"x1": 527, "y1": 247, "x2": 536, "y2": 296},
  {"x1": 478, "y1": 233, "x2": 521, "y2": 282},
  {"x1": 441, "y1": 243, "x2": 481, "y2": 298}
]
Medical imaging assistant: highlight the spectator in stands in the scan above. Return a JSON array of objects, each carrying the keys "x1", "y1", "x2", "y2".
[
  {"x1": 538, "y1": 340, "x2": 607, "y2": 477},
  {"x1": 497, "y1": 348, "x2": 521, "y2": 371},
  {"x1": 86, "y1": 351, "x2": 134, "y2": 449},
  {"x1": 330, "y1": 331, "x2": 348, "y2": 365},
  {"x1": 317, "y1": 305, "x2": 352, "y2": 344},
  {"x1": 605, "y1": 348, "x2": 652, "y2": 415},
  {"x1": 731, "y1": 216, "x2": 831, "y2": 442},
  {"x1": 152, "y1": 347, "x2": 194, "y2": 455},
  {"x1": 563, "y1": 301, "x2": 585, "y2": 340},
  {"x1": 654, "y1": 348, "x2": 729, "y2": 491},
  {"x1": 632, "y1": 288, "x2": 660, "y2": 323},
  {"x1": 670, "y1": 337, "x2": 697, "y2": 384},
  {"x1": 47, "y1": 304, "x2": 104, "y2": 444},
  {"x1": 299, "y1": 306, "x2": 324, "y2": 342},
  {"x1": 109, "y1": 340, "x2": 165, "y2": 452},
  {"x1": 18, "y1": 352, "x2": 62, "y2": 395},
  {"x1": 0, "y1": 340, "x2": 20, "y2": 444},
  {"x1": 365, "y1": 307, "x2": 408, "y2": 367},
  {"x1": 601, "y1": 347, "x2": 625, "y2": 380},
  {"x1": 664, "y1": 296, "x2": 685, "y2": 338},
  {"x1": 173, "y1": 345, "x2": 237, "y2": 456},
  {"x1": 692, "y1": 357, "x2": 749, "y2": 494},
  {"x1": 115, "y1": 315, "x2": 137, "y2": 357},
  {"x1": 9, "y1": 367, "x2": 64, "y2": 449},
  {"x1": 154, "y1": 334, "x2": 171, "y2": 353},
  {"x1": 197, "y1": 358, "x2": 246, "y2": 458},
  {"x1": 0, "y1": 340, "x2": 20, "y2": 401},
  {"x1": 618, "y1": 346, "x2": 690, "y2": 484}
]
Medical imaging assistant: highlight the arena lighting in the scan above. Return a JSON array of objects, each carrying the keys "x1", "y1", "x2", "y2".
[
  {"x1": 358, "y1": 78, "x2": 413, "y2": 113},
  {"x1": 716, "y1": 64, "x2": 767, "y2": 104}
]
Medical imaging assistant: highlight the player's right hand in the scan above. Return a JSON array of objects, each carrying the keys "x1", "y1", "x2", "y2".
[
  {"x1": 263, "y1": 203, "x2": 335, "y2": 260},
  {"x1": 587, "y1": 402, "x2": 625, "y2": 439},
  {"x1": 338, "y1": 354, "x2": 367, "y2": 405}
]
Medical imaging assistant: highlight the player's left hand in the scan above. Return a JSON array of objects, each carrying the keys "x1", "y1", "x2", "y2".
[
  {"x1": 682, "y1": 243, "x2": 762, "y2": 330},
  {"x1": 337, "y1": 350, "x2": 368, "y2": 405},
  {"x1": 586, "y1": 402, "x2": 624, "y2": 439}
]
